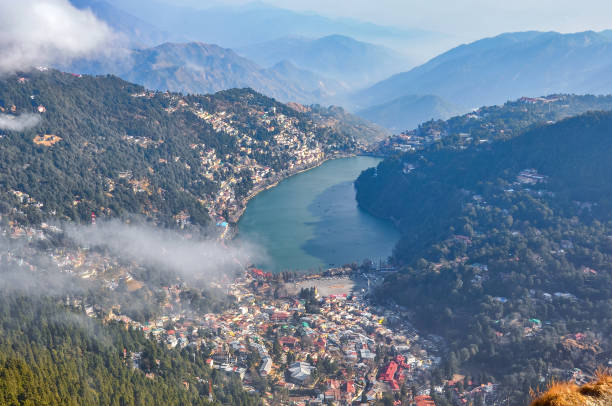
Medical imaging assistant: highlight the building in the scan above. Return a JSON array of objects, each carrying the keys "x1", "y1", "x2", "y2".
[
  {"x1": 288, "y1": 361, "x2": 315, "y2": 385},
  {"x1": 260, "y1": 356, "x2": 272, "y2": 376},
  {"x1": 415, "y1": 395, "x2": 436, "y2": 406}
]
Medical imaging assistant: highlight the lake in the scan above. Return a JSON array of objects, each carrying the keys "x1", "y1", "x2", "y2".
[{"x1": 237, "y1": 156, "x2": 400, "y2": 272}]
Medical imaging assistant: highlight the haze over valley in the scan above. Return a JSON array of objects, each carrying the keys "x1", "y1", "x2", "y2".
[{"x1": 1, "y1": 1, "x2": 612, "y2": 405}]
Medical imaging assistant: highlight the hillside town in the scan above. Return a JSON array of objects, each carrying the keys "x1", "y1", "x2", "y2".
[
  {"x1": 131, "y1": 90, "x2": 365, "y2": 227},
  {"x1": 0, "y1": 215, "x2": 510, "y2": 405}
]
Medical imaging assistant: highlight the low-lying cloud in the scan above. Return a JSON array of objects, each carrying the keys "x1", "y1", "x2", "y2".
[
  {"x1": 0, "y1": 0, "x2": 116, "y2": 74},
  {"x1": 0, "y1": 113, "x2": 41, "y2": 131},
  {"x1": 65, "y1": 220, "x2": 265, "y2": 281}
]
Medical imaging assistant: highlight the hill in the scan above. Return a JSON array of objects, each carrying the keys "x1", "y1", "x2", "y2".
[
  {"x1": 355, "y1": 109, "x2": 612, "y2": 403},
  {"x1": 357, "y1": 94, "x2": 461, "y2": 132},
  {"x1": 356, "y1": 31, "x2": 612, "y2": 129},
  {"x1": 237, "y1": 34, "x2": 411, "y2": 88},
  {"x1": 67, "y1": 42, "x2": 348, "y2": 105},
  {"x1": 0, "y1": 69, "x2": 378, "y2": 228},
  {"x1": 374, "y1": 94, "x2": 612, "y2": 154}
]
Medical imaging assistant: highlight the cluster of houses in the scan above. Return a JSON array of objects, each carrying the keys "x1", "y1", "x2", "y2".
[{"x1": 178, "y1": 102, "x2": 335, "y2": 224}]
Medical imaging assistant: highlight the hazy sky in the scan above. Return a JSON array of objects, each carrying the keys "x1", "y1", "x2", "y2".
[{"x1": 174, "y1": 0, "x2": 612, "y2": 40}]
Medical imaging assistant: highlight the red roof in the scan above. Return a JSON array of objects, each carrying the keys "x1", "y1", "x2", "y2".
[
  {"x1": 250, "y1": 268, "x2": 272, "y2": 278},
  {"x1": 379, "y1": 361, "x2": 398, "y2": 382},
  {"x1": 415, "y1": 395, "x2": 436, "y2": 406}
]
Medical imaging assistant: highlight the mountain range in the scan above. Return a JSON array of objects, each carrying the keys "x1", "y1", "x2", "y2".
[
  {"x1": 61, "y1": 3, "x2": 612, "y2": 137},
  {"x1": 101, "y1": 0, "x2": 444, "y2": 53},
  {"x1": 355, "y1": 30, "x2": 612, "y2": 130},
  {"x1": 119, "y1": 42, "x2": 348, "y2": 104},
  {"x1": 237, "y1": 35, "x2": 411, "y2": 87},
  {"x1": 64, "y1": 40, "x2": 349, "y2": 104},
  {"x1": 68, "y1": 0, "x2": 412, "y2": 105}
]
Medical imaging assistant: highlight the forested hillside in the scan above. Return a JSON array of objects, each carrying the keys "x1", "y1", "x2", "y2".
[
  {"x1": 356, "y1": 111, "x2": 612, "y2": 404},
  {"x1": 0, "y1": 69, "x2": 375, "y2": 228},
  {"x1": 376, "y1": 94, "x2": 612, "y2": 154},
  {"x1": 0, "y1": 294, "x2": 258, "y2": 406}
]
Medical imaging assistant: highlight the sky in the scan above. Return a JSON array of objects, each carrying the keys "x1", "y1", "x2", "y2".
[{"x1": 172, "y1": 0, "x2": 612, "y2": 41}]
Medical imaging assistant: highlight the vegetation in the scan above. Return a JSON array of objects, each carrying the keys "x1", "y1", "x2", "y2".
[
  {"x1": 530, "y1": 372, "x2": 612, "y2": 406},
  {"x1": 356, "y1": 110, "x2": 612, "y2": 403},
  {"x1": 0, "y1": 69, "x2": 368, "y2": 228},
  {"x1": 0, "y1": 294, "x2": 259, "y2": 406}
]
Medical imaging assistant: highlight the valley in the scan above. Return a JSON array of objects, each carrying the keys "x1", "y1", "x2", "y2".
[{"x1": 2, "y1": 1, "x2": 612, "y2": 405}]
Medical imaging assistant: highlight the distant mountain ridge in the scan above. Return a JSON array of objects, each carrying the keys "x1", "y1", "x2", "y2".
[
  {"x1": 355, "y1": 30, "x2": 612, "y2": 130},
  {"x1": 357, "y1": 94, "x2": 461, "y2": 132},
  {"x1": 67, "y1": 42, "x2": 348, "y2": 104},
  {"x1": 237, "y1": 34, "x2": 411, "y2": 88},
  {"x1": 103, "y1": 0, "x2": 442, "y2": 51}
]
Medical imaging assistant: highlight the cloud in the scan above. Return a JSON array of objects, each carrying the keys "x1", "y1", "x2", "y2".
[
  {"x1": 0, "y1": 0, "x2": 116, "y2": 74},
  {"x1": 0, "y1": 113, "x2": 41, "y2": 131},
  {"x1": 65, "y1": 220, "x2": 265, "y2": 281}
]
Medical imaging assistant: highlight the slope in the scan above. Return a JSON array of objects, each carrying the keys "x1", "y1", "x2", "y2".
[
  {"x1": 69, "y1": 42, "x2": 347, "y2": 105},
  {"x1": 355, "y1": 110, "x2": 612, "y2": 403},
  {"x1": 357, "y1": 94, "x2": 461, "y2": 132},
  {"x1": 0, "y1": 69, "x2": 373, "y2": 228},
  {"x1": 237, "y1": 34, "x2": 411, "y2": 88},
  {"x1": 356, "y1": 30, "x2": 612, "y2": 124}
]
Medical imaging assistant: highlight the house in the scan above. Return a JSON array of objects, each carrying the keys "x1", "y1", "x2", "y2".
[
  {"x1": 260, "y1": 356, "x2": 272, "y2": 376},
  {"x1": 279, "y1": 336, "x2": 299, "y2": 349},
  {"x1": 379, "y1": 361, "x2": 398, "y2": 382},
  {"x1": 415, "y1": 395, "x2": 436, "y2": 406},
  {"x1": 288, "y1": 361, "x2": 315, "y2": 385},
  {"x1": 324, "y1": 379, "x2": 341, "y2": 401}
]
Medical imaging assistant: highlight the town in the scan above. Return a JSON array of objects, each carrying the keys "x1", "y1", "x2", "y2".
[{"x1": 0, "y1": 215, "x2": 510, "y2": 405}]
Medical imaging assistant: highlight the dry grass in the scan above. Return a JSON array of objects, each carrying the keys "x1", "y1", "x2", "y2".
[
  {"x1": 531, "y1": 371, "x2": 612, "y2": 406},
  {"x1": 33, "y1": 134, "x2": 62, "y2": 146}
]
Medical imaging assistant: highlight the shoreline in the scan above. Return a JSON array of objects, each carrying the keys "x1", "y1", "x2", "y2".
[{"x1": 226, "y1": 151, "x2": 359, "y2": 236}]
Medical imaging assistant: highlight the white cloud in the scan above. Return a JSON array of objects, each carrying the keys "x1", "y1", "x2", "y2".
[
  {"x1": 0, "y1": 0, "x2": 116, "y2": 74},
  {"x1": 65, "y1": 220, "x2": 265, "y2": 281},
  {"x1": 0, "y1": 113, "x2": 41, "y2": 131}
]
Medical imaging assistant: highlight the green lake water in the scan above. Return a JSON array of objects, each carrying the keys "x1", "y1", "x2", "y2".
[{"x1": 237, "y1": 156, "x2": 400, "y2": 272}]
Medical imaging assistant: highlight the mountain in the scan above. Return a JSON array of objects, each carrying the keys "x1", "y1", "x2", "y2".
[
  {"x1": 0, "y1": 69, "x2": 378, "y2": 227},
  {"x1": 357, "y1": 94, "x2": 461, "y2": 132},
  {"x1": 355, "y1": 107, "x2": 612, "y2": 403},
  {"x1": 68, "y1": 42, "x2": 348, "y2": 105},
  {"x1": 69, "y1": 0, "x2": 176, "y2": 47},
  {"x1": 356, "y1": 31, "x2": 612, "y2": 129},
  {"x1": 237, "y1": 34, "x2": 411, "y2": 88},
  {"x1": 103, "y1": 0, "x2": 443, "y2": 53}
]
